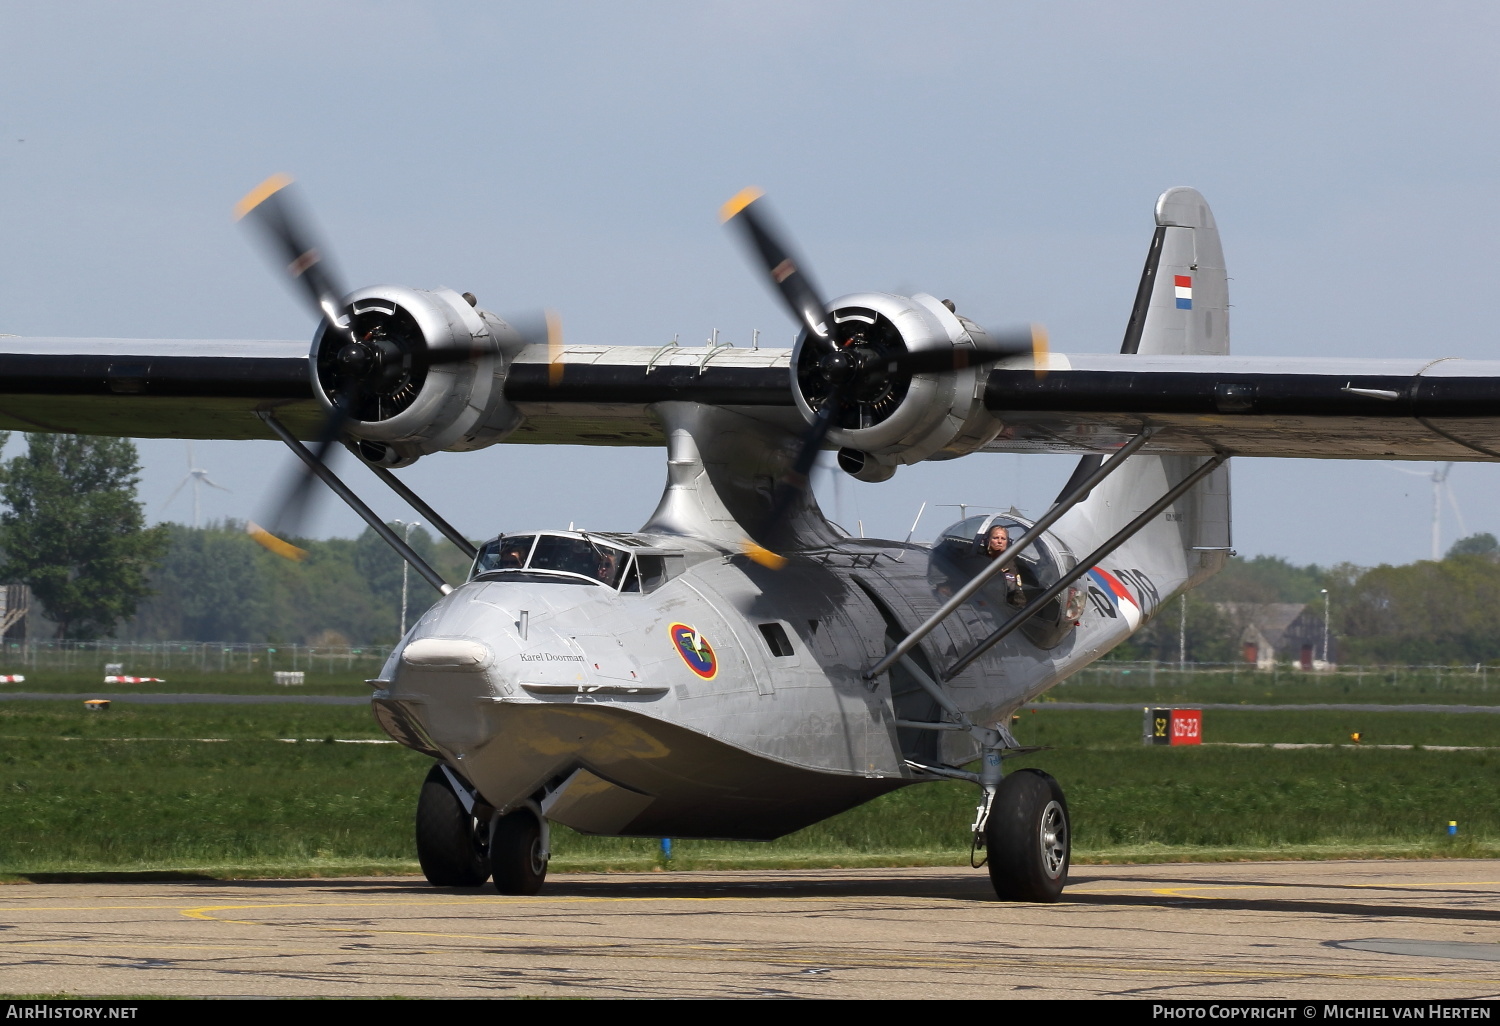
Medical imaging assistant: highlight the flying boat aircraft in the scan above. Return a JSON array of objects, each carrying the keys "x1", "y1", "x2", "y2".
[{"x1": 5, "y1": 178, "x2": 1496, "y2": 901}]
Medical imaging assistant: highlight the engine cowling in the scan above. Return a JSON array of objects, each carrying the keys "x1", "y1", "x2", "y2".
[
  {"x1": 791, "y1": 291, "x2": 1004, "y2": 474},
  {"x1": 310, "y1": 285, "x2": 526, "y2": 467}
]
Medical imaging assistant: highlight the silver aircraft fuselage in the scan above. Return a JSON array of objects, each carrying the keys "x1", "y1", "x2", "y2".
[{"x1": 371, "y1": 518, "x2": 1163, "y2": 842}]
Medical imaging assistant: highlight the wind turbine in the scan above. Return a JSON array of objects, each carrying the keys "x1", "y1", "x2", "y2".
[
  {"x1": 160, "y1": 442, "x2": 231, "y2": 528},
  {"x1": 1397, "y1": 462, "x2": 1466, "y2": 559}
]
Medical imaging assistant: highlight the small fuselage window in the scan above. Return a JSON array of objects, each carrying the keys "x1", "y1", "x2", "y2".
[{"x1": 758, "y1": 622, "x2": 795, "y2": 658}]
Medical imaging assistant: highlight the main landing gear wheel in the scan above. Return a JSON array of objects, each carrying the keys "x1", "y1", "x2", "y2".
[
  {"x1": 984, "y1": 768, "x2": 1070, "y2": 903},
  {"x1": 415, "y1": 764, "x2": 490, "y2": 887},
  {"x1": 490, "y1": 808, "x2": 548, "y2": 896}
]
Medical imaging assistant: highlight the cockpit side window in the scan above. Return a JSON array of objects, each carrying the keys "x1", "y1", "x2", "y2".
[
  {"x1": 617, "y1": 553, "x2": 672, "y2": 594},
  {"x1": 636, "y1": 554, "x2": 668, "y2": 592}
]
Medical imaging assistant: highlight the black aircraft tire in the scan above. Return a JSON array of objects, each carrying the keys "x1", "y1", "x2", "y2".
[
  {"x1": 490, "y1": 809, "x2": 549, "y2": 896},
  {"x1": 984, "y1": 769, "x2": 1070, "y2": 903},
  {"x1": 415, "y1": 764, "x2": 490, "y2": 888}
]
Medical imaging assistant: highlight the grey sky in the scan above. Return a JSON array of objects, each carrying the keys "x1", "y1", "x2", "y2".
[{"x1": 1, "y1": 2, "x2": 1496, "y2": 569}]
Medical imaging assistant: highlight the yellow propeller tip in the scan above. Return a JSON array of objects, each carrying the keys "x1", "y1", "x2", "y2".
[
  {"x1": 741, "y1": 539, "x2": 787, "y2": 569},
  {"x1": 246, "y1": 521, "x2": 308, "y2": 562},
  {"x1": 546, "y1": 309, "x2": 565, "y2": 386},
  {"x1": 1031, "y1": 323, "x2": 1050, "y2": 379},
  {"x1": 719, "y1": 187, "x2": 764, "y2": 223},
  {"x1": 234, "y1": 173, "x2": 294, "y2": 221}
]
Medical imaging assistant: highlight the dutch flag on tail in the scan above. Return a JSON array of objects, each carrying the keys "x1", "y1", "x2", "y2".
[{"x1": 1174, "y1": 274, "x2": 1193, "y2": 310}]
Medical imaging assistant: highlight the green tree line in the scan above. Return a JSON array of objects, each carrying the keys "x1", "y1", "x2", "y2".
[
  {"x1": 0, "y1": 432, "x2": 472, "y2": 644},
  {"x1": 1117, "y1": 535, "x2": 1500, "y2": 665},
  {"x1": 6, "y1": 431, "x2": 1500, "y2": 659},
  {"x1": 119, "y1": 521, "x2": 473, "y2": 645}
]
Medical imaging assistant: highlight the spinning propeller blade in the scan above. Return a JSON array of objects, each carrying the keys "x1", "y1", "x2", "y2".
[
  {"x1": 235, "y1": 175, "x2": 359, "y2": 558},
  {"x1": 721, "y1": 188, "x2": 836, "y2": 354},
  {"x1": 235, "y1": 174, "x2": 351, "y2": 337},
  {"x1": 721, "y1": 188, "x2": 1047, "y2": 566},
  {"x1": 236, "y1": 176, "x2": 550, "y2": 561},
  {"x1": 888, "y1": 324, "x2": 1046, "y2": 374}
]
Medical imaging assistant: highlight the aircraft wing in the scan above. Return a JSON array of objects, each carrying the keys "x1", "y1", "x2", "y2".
[
  {"x1": 3, "y1": 336, "x2": 1500, "y2": 464},
  {"x1": 0, "y1": 337, "x2": 322, "y2": 440},
  {"x1": 981, "y1": 354, "x2": 1500, "y2": 461},
  {"x1": 509, "y1": 347, "x2": 1500, "y2": 460},
  {"x1": 0, "y1": 336, "x2": 801, "y2": 446},
  {"x1": 502, "y1": 343, "x2": 799, "y2": 445}
]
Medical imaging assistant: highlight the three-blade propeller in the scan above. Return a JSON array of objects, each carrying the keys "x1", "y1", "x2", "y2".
[
  {"x1": 721, "y1": 188, "x2": 1045, "y2": 567},
  {"x1": 237, "y1": 174, "x2": 556, "y2": 560}
]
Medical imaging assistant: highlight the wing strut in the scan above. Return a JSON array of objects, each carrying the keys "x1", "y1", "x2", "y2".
[
  {"x1": 257, "y1": 411, "x2": 453, "y2": 595},
  {"x1": 942, "y1": 452, "x2": 1228, "y2": 680},
  {"x1": 863, "y1": 429, "x2": 1156, "y2": 681},
  {"x1": 363, "y1": 464, "x2": 479, "y2": 561}
]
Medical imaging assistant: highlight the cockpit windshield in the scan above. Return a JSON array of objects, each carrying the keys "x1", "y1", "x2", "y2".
[{"x1": 472, "y1": 533, "x2": 632, "y2": 588}]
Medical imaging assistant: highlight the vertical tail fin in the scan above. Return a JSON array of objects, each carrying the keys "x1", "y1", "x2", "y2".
[
  {"x1": 1121, "y1": 186, "x2": 1229, "y2": 357},
  {"x1": 1059, "y1": 188, "x2": 1231, "y2": 601}
]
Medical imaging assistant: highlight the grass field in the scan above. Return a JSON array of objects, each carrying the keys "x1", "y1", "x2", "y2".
[
  {"x1": 7, "y1": 664, "x2": 1499, "y2": 706},
  {"x1": 0, "y1": 669, "x2": 375, "y2": 697},
  {"x1": 3, "y1": 700, "x2": 1497, "y2": 878},
  {"x1": 1054, "y1": 664, "x2": 1500, "y2": 706}
]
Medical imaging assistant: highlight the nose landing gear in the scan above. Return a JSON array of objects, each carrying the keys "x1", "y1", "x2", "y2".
[
  {"x1": 415, "y1": 764, "x2": 551, "y2": 895},
  {"x1": 415, "y1": 764, "x2": 490, "y2": 887},
  {"x1": 489, "y1": 807, "x2": 549, "y2": 896}
]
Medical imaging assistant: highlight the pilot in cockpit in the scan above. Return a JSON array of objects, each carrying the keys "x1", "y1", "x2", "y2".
[
  {"x1": 594, "y1": 548, "x2": 620, "y2": 585},
  {"x1": 983, "y1": 524, "x2": 1029, "y2": 608}
]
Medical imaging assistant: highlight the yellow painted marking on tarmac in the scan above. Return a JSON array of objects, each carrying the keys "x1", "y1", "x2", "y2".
[
  {"x1": 0, "y1": 904, "x2": 208, "y2": 912},
  {"x1": 2, "y1": 942, "x2": 284, "y2": 953},
  {"x1": 1142, "y1": 880, "x2": 1500, "y2": 900},
  {"x1": 234, "y1": 173, "x2": 293, "y2": 220},
  {"x1": 1068, "y1": 879, "x2": 1500, "y2": 896}
]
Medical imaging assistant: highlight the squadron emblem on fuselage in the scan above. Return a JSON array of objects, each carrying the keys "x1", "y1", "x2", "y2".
[{"x1": 669, "y1": 623, "x2": 718, "y2": 679}]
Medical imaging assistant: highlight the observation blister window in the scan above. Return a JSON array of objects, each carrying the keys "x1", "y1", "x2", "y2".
[{"x1": 927, "y1": 513, "x2": 1078, "y2": 649}]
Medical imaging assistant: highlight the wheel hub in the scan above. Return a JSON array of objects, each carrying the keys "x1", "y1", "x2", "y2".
[{"x1": 1039, "y1": 799, "x2": 1068, "y2": 878}]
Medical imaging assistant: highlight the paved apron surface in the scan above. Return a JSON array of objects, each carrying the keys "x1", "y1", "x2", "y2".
[{"x1": 3, "y1": 861, "x2": 1499, "y2": 999}]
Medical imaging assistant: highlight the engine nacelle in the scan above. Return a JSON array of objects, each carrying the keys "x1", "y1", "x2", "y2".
[
  {"x1": 310, "y1": 285, "x2": 526, "y2": 467},
  {"x1": 791, "y1": 292, "x2": 1003, "y2": 471}
]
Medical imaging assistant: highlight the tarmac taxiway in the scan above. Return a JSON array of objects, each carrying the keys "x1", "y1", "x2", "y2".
[{"x1": 2, "y1": 860, "x2": 1499, "y2": 999}]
